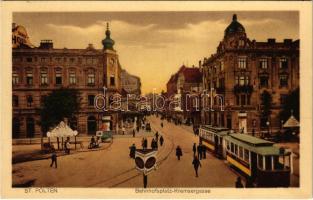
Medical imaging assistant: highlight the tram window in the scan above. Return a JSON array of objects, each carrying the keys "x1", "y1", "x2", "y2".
[
  {"x1": 273, "y1": 156, "x2": 284, "y2": 170},
  {"x1": 244, "y1": 149, "x2": 249, "y2": 162},
  {"x1": 239, "y1": 146, "x2": 243, "y2": 159},
  {"x1": 265, "y1": 156, "x2": 272, "y2": 170},
  {"x1": 234, "y1": 144, "x2": 238, "y2": 155},
  {"x1": 226, "y1": 141, "x2": 230, "y2": 150},
  {"x1": 219, "y1": 137, "x2": 222, "y2": 145},
  {"x1": 258, "y1": 155, "x2": 263, "y2": 169},
  {"x1": 231, "y1": 143, "x2": 234, "y2": 153}
]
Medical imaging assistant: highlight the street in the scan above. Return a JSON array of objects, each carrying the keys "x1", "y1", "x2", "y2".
[{"x1": 12, "y1": 115, "x2": 237, "y2": 188}]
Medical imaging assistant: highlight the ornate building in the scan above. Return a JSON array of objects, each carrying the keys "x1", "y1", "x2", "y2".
[
  {"x1": 120, "y1": 69, "x2": 141, "y2": 95},
  {"x1": 201, "y1": 14, "x2": 299, "y2": 135},
  {"x1": 12, "y1": 23, "x2": 122, "y2": 138}
]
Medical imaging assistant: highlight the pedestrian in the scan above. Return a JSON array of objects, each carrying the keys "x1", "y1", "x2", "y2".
[
  {"x1": 144, "y1": 138, "x2": 148, "y2": 149},
  {"x1": 129, "y1": 144, "x2": 136, "y2": 159},
  {"x1": 155, "y1": 139, "x2": 158, "y2": 150},
  {"x1": 197, "y1": 144, "x2": 202, "y2": 160},
  {"x1": 50, "y1": 148, "x2": 57, "y2": 168},
  {"x1": 192, "y1": 143, "x2": 196, "y2": 156},
  {"x1": 66, "y1": 140, "x2": 70, "y2": 154},
  {"x1": 159, "y1": 136, "x2": 164, "y2": 146},
  {"x1": 155, "y1": 131, "x2": 159, "y2": 141},
  {"x1": 141, "y1": 138, "x2": 145, "y2": 149},
  {"x1": 192, "y1": 155, "x2": 201, "y2": 177},
  {"x1": 202, "y1": 144, "x2": 206, "y2": 159},
  {"x1": 176, "y1": 145, "x2": 183, "y2": 160},
  {"x1": 161, "y1": 122, "x2": 163, "y2": 128},
  {"x1": 151, "y1": 138, "x2": 155, "y2": 149},
  {"x1": 235, "y1": 177, "x2": 244, "y2": 188},
  {"x1": 133, "y1": 129, "x2": 135, "y2": 137},
  {"x1": 137, "y1": 126, "x2": 140, "y2": 132}
]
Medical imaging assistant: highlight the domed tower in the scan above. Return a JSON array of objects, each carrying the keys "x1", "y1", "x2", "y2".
[
  {"x1": 102, "y1": 22, "x2": 115, "y2": 50},
  {"x1": 224, "y1": 14, "x2": 246, "y2": 39}
]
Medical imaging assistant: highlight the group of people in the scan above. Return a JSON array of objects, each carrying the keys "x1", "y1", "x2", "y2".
[
  {"x1": 175, "y1": 144, "x2": 201, "y2": 177},
  {"x1": 192, "y1": 143, "x2": 207, "y2": 160}
]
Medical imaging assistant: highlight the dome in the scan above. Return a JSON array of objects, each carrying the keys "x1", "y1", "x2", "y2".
[
  {"x1": 102, "y1": 23, "x2": 115, "y2": 50},
  {"x1": 224, "y1": 14, "x2": 245, "y2": 37}
]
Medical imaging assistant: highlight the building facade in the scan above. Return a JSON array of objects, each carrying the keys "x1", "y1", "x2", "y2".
[
  {"x1": 120, "y1": 69, "x2": 141, "y2": 95},
  {"x1": 12, "y1": 23, "x2": 123, "y2": 138},
  {"x1": 200, "y1": 14, "x2": 299, "y2": 135}
]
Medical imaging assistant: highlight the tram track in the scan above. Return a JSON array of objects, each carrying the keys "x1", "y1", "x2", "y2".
[{"x1": 88, "y1": 116, "x2": 175, "y2": 187}]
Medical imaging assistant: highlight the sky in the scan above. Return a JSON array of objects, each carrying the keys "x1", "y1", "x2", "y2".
[{"x1": 13, "y1": 11, "x2": 299, "y2": 94}]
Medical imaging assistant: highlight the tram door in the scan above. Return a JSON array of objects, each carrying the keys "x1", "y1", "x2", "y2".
[{"x1": 251, "y1": 152, "x2": 258, "y2": 179}]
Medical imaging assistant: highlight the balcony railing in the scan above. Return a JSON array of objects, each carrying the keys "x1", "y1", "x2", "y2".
[{"x1": 233, "y1": 85, "x2": 253, "y2": 93}]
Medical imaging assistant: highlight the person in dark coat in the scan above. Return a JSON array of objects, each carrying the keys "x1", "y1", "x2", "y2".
[
  {"x1": 235, "y1": 177, "x2": 244, "y2": 188},
  {"x1": 161, "y1": 122, "x2": 163, "y2": 128},
  {"x1": 202, "y1": 144, "x2": 206, "y2": 159},
  {"x1": 192, "y1": 155, "x2": 201, "y2": 177},
  {"x1": 151, "y1": 138, "x2": 155, "y2": 149},
  {"x1": 176, "y1": 145, "x2": 183, "y2": 160},
  {"x1": 197, "y1": 144, "x2": 202, "y2": 160},
  {"x1": 192, "y1": 143, "x2": 197, "y2": 156},
  {"x1": 129, "y1": 144, "x2": 136, "y2": 159},
  {"x1": 159, "y1": 136, "x2": 164, "y2": 146},
  {"x1": 143, "y1": 138, "x2": 148, "y2": 149},
  {"x1": 50, "y1": 148, "x2": 57, "y2": 168},
  {"x1": 155, "y1": 131, "x2": 159, "y2": 141}
]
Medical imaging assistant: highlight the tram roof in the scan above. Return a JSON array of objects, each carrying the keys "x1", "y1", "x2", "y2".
[
  {"x1": 200, "y1": 125, "x2": 229, "y2": 133},
  {"x1": 225, "y1": 134, "x2": 288, "y2": 156}
]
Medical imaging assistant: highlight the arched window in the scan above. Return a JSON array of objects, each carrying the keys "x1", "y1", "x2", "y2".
[
  {"x1": 87, "y1": 116, "x2": 97, "y2": 134},
  {"x1": 27, "y1": 95, "x2": 33, "y2": 107}
]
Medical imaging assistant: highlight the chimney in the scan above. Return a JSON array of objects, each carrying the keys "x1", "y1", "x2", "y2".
[{"x1": 267, "y1": 38, "x2": 276, "y2": 45}]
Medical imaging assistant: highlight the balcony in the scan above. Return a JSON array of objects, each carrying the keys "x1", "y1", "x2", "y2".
[
  {"x1": 233, "y1": 85, "x2": 253, "y2": 94},
  {"x1": 215, "y1": 86, "x2": 225, "y2": 94}
]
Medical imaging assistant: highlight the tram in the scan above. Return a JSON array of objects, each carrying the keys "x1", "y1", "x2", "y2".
[
  {"x1": 199, "y1": 125, "x2": 229, "y2": 158},
  {"x1": 199, "y1": 125, "x2": 292, "y2": 187},
  {"x1": 224, "y1": 133, "x2": 291, "y2": 187}
]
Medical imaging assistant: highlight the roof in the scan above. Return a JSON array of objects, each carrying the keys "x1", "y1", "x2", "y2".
[
  {"x1": 229, "y1": 134, "x2": 273, "y2": 147},
  {"x1": 200, "y1": 125, "x2": 229, "y2": 136},
  {"x1": 225, "y1": 134, "x2": 288, "y2": 156},
  {"x1": 283, "y1": 115, "x2": 300, "y2": 128},
  {"x1": 224, "y1": 14, "x2": 245, "y2": 37}
]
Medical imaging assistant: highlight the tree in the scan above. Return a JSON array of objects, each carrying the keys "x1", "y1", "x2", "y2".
[
  {"x1": 260, "y1": 90, "x2": 272, "y2": 127},
  {"x1": 40, "y1": 88, "x2": 81, "y2": 135},
  {"x1": 280, "y1": 87, "x2": 299, "y2": 122}
]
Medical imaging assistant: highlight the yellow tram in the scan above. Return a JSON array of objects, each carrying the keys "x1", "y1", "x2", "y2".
[
  {"x1": 224, "y1": 134, "x2": 291, "y2": 187},
  {"x1": 199, "y1": 125, "x2": 229, "y2": 158}
]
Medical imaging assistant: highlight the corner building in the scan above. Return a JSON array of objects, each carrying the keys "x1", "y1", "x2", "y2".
[
  {"x1": 201, "y1": 14, "x2": 299, "y2": 134},
  {"x1": 12, "y1": 24, "x2": 122, "y2": 138}
]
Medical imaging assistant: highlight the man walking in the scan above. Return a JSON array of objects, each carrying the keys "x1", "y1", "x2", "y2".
[
  {"x1": 192, "y1": 155, "x2": 201, "y2": 177},
  {"x1": 176, "y1": 145, "x2": 183, "y2": 160},
  {"x1": 159, "y1": 136, "x2": 164, "y2": 146},
  {"x1": 192, "y1": 143, "x2": 197, "y2": 156},
  {"x1": 197, "y1": 144, "x2": 202, "y2": 160},
  {"x1": 50, "y1": 148, "x2": 57, "y2": 168}
]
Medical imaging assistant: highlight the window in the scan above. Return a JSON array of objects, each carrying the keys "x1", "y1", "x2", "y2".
[
  {"x1": 265, "y1": 156, "x2": 272, "y2": 170},
  {"x1": 88, "y1": 95, "x2": 95, "y2": 106},
  {"x1": 69, "y1": 71, "x2": 76, "y2": 85},
  {"x1": 110, "y1": 75, "x2": 115, "y2": 86},
  {"x1": 41, "y1": 57, "x2": 47, "y2": 63},
  {"x1": 238, "y1": 57, "x2": 246, "y2": 69},
  {"x1": 279, "y1": 75, "x2": 288, "y2": 87},
  {"x1": 220, "y1": 61, "x2": 224, "y2": 71},
  {"x1": 27, "y1": 95, "x2": 33, "y2": 107},
  {"x1": 226, "y1": 141, "x2": 230, "y2": 150},
  {"x1": 279, "y1": 58, "x2": 288, "y2": 69},
  {"x1": 259, "y1": 58, "x2": 268, "y2": 69},
  {"x1": 40, "y1": 69, "x2": 48, "y2": 85},
  {"x1": 244, "y1": 149, "x2": 249, "y2": 162},
  {"x1": 234, "y1": 144, "x2": 238, "y2": 155},
  {"x1": 70, "y1": 58, "x2": 75, "y2": 63},
  {"x1": 280, "y1": 94, "x2": 288, "y2": 105},
  {"x1": 26, "y1": 71, "x2": 33, "y2": 85},
  {"x1": 230, "y1": 142, "x2": 234, "y2": 153},
  {"x1": 258, "y1": 155, "x2": 263, "y2": 168},
  {"x1": 236, "y1": 95, "x2": 240, "y2": 105},
  {"x1": 239, "y1": 146, "x2": 243, "y2": 159},
  {"x1": 241, "y1": 94, "x2": 246, "y2": 105},
  {"x1": 87, "y1": 72, "x2": 95, "y2": 85},
  {"x1": 12, "y1": 71, "x2": 19, "y2": 85},
  {"x1": 92, "y1": 58, "x2": 98, "y2": 64},
  {"x1": 86, "y1": 58, "x2": 92, "y2": 64},
  {"x1": 13, "y1": 95, "x2": 19, "y2": 107},
  {"x1": 55, "y1": 69, "x2": 62, "y2": 85},
  {"x1": 260, "y1": 76, "x2": 268, "y2": 87},
  {"x1": 26, "y1": 57, "x2": 32, "y2": 62},
  {"x1": 239, "y1": 76, "x2": 245, "y2": 86}
]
